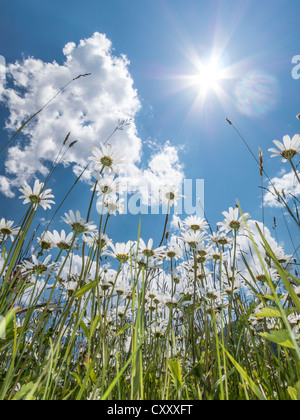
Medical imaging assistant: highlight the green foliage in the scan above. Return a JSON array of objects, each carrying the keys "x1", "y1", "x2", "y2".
[{"x1": 0, "y1": 106, "x2": 300, "y2": 400}]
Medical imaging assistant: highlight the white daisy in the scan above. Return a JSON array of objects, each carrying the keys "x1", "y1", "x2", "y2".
[
  {"x1": 105, "y1": 241, "x2": 134, "y2": 263},
  {"x1": 37, "y1": 231, "x2": 54, "y2": 251},
  {"x1": 209, "y1": 231, "x2": 233, "y2": 248},
  {"x1": 19, "y1": 180, "x2": 55, "y2": 210},
  {"x1": 48, "y1": 230, "x2": 75, "y2": 250},
  {"x1": 62, "y1": 210, "x2": 97, "y2": 235},
  {"x1": 159, "y1": 184, "x2": 183, "y2": 207},
  {"x1": 101, "y1": 269, "x2": 118, "y2": 287},
  {"x1": 269, "y1": 247, "x2": 293, "y2": 265},
  {"x1": 163, "y1": 243, "x2": 183, "y2": 261},
  {"x1": 138, "y1": 238, "x2": 165, "y2": 258},
  {"x1": 64, "y1": 280, "x2": 80, "y2": 294},
  {"x1": 287, "y1": 312, "x2": 300, "y2": 325},
  {"x1": 151, "y1": 320, "x2": 168, "y2": 338},
  {"x1": 83, "y1": 232, "x2": 112, "y2": 250},
  {"x1": 195, "y1": 243, "x2": 214, "y2": 263},
  {"x1": 268, "y1": 134, "x2": 300, "y2": 162},
  {"x1": 217, "y1": 207, "x2": 250, "y2": 234},
  {"x1": 135, "y1": 253, "x2": 163, "y2": 269},
  {"x1": 184, "y1": 215, "x2": 209, "y2": 232},
  {"x1": 88, "y1": 142, "x2": 124, "y2": 173},
  {"x1": 180, "y1": 230, "x2": 206, "y2": 249},
  {"x1": 115, "y1": 279, "x2": 131, "y2": 296},
  {"x1": 243, "y1": 264, "x2": 279, "y2": 286},
  {"x1": 20, "y1": 255, "x2": 58, "y2": 276},
  {"x1": 0, "y1": 218, "x2": 20, "y2": 242},
  {"x1": 98, "y1": 194, "x2": 125, "y2": 216},
  {"x1": 91, "y1": 173, "x2": 125, "y2": 197}
]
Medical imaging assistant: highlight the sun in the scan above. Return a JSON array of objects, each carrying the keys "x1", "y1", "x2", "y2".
[
  {"x1": 163, "y1": 49, "x2": 234, "y2": 118},
  {"x1": 191, "y1": 58, "x2": 225, "y2": 95}
]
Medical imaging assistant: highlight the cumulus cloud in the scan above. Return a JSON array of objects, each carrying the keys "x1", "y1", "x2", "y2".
[
  {"x1": 264, "y1": 169, "x2": 300, "y2": 208},
  {"x1": 0, "y1": 32, "x2": 184, "y2": 201},
  {"x1": 0, "y1": 175, "x2": 15, "y2": 198},
  {"x1": 125, "y1": 140, "x2": 184, "y2": 204}
]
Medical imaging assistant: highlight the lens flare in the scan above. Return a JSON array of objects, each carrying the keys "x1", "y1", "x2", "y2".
[{"x1": 235, "y1": 72, "x2": 279, "y2": 117}]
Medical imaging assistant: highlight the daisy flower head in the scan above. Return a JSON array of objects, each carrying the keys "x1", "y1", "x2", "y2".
[
  {"x1": 223, "y1": 282, "x2": 243, "y2": 297},
  {"x1": 139, "y1": 238, "x2": 165, "y2": 259},
  {"x1": 184, "y1": 215, "x2": 209, "y2": 232},
  {"x1": 63, "y1": 280, "x2": 80, "y2": 295},
  {"x1": 181, "y1": 230, "x2": 206, "y2": 249},
  {"x1": 217, "y1": 207, "x2": 250, "y2": 235},
  {"x1": 151, "y1": 320, "x2": 168, "y2": 338},
  {"x1": 159, "y1": 184, "x2": 183, "y2": 208},
  {"x1": 0, "y1": 218, "x2": 20, "y2": 242},
  {"x1": 161, "y1": 293, "x2": 181, "y2": 309},
  {"x1": 19, "y1": 180, "x2": 55, "y2": 210},
  {"x1": 244, "y1": 264, "x2": 279, "y2": 286},
  {"x1": 163, "y1": 243, "x2": 183, "y2": 261},
  {"x1": 268, "y1": 134, "x2": 300, "y2": 162},
  {"x1": 48, "y1": 230, "x2": 75, "y2": 251},
  {"x1": 21, "y1": 255, "x2": 58, "y2": 276},
  {"x1": 203, "y1": 286, "x2": 225, "y2": 303},
  {"x1": 37, "y1": 231, "x2": 54, "y2": 251},
  {"x1": 195, "y1": 243, "x2": 214, "y2": 263},
  {"x1": 90, "y1": 172, "x2": 125, "y2": 197},
  {"x1": 83, "y1": 232, "x2": 112, "y2": 251},
  {"x1": 115, "y1": 279, "x2": 131, "y2": 296},
  {"x1": 105, "y1": 241, "x2": 133, "y2": 264},
  {"x1": 99, "y1": 275, "x2": 113, "y2": 291},
  {"x1": 62, "y1": 210, "x2": 97, "y2": 235},
  {"x1": 97, "y1": 194, "x2": 125, "y2": 216},
  {"x1": 135, "y1": 253, "x2": 163, "y2": 269},
  {"x1": 101, "y1": 269, "x2": 118, "y2": 287},
  {"x1": 209, "y1": 231, "x2": 233, "y2": 248},
  {"x1": 220, "y1": 267, "x2": 242, "y2": 286},
  {"x1": 88, "y1": 142, "x2": 124, "y2": 174}
]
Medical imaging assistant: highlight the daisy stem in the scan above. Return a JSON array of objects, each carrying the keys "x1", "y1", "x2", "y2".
[
  {"x1": 228, "y1": 229, "x2": 237, "y2": 340},
  {"x1": 289, "y1": 158, "x2": 300, "y2": 184},
  {"x1": 159, "y1": 202, "x2": 170, "y2": 248}
]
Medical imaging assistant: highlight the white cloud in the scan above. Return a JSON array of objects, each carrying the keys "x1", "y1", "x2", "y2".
[
  {"x1": 0, "y1": 175, "x2": 15, "y2": 198},
  {"x1": 170, "y1": 214, "x2": 183, "y2": 231},
  {"x1": 264, "y1": 169, "x2": 300, "y2": 208},
  {"x1": 125, "y1": 140, "x2": 184, "y2": 204},
  {"x1": 0, "y1": 32, "x2": 184, "y2": 201}
]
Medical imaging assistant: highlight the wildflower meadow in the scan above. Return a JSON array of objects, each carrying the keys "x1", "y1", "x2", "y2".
[{"x1": 0, "y1": 97, "x2": 300, "y2": 401}]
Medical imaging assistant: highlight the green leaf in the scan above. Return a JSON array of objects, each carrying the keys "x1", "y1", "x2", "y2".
[
  {"x1": 255, "y1": 223, "x2": 300, "y2": 314},
  {"x1": 71, "y1": 372, "x2": 82, "y2": 387},
  {"x1": 255, "y1": 307, "x2": 293, "y2": 319},
  {"x1": 116, "y1": 323, "x2": 131, "y2": 337},
  {"x1": 188, "y1": 362, "x2": 203, "y2": 379},
  {"x1": 75, "y1": 281, "x2": 97, "y2": 298},
  {"x1": 90, "y1": 316, "x2": 100, "y2": 337},
  {"x1": 79, "y1": 321, "x2": 90, "y2": 339},
  {"x1": 168, "y1": 358, "x2": 183, "y2": 390},
  {"x1": 288, "y1": 387, "x2": 298, "y2": 400},
  {"x1": 222, "y1": 346, "x2": 266, "y2": 400},
  {"x1": 260, "y1": 330, "x2": 295, "y2": 349},
  {"x1": 0, "y1": 308, "x2": 17, "y2": 339},
  {"x1": 287, "y1": 382, "x2": 300, "y2": 401},
  {"x1": 12, "y1": 382, "x2": 35, "y2": 400}
]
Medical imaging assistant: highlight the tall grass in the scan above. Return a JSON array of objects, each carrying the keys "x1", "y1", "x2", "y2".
[{"x1": 0, "y1": 107, "x2": 300, "y2": 400}]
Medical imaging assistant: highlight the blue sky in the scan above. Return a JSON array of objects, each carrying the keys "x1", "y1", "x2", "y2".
[{"x1": 0, "y1": 0, "x2": 300, "y2": 252}]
